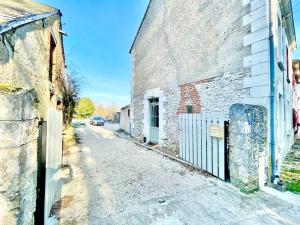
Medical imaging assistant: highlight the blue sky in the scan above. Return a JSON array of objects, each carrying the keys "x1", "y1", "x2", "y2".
[
  {"x1": 39, "y1": 0, "x2": 149, "y2": 107},
  {"x1": 38, "y1": 0, "x2": 300, "y2": 107},
  {"x1": 293, "y1": 0, "x2": 300, "y2": 59}
]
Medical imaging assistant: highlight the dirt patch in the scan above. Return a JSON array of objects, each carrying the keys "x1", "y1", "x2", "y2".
[{"x1": 50, "y1": 195, "x2": 75, "y2": 220}]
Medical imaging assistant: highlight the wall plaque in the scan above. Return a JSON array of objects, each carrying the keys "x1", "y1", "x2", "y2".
[{"x1": 209, "y1": 125, "x2": 224, "y2": 139}]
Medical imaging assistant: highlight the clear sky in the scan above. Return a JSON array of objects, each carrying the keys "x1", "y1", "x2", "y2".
[
  {"x1": 293, "y1": 0, "x2": 300, "y2": 59},
  {"x1": 38, "y1": 0, "x2": 149, "y2": 107},
  {"x1": 38, "y1": 0, "x2": 300, "y2": 107}
]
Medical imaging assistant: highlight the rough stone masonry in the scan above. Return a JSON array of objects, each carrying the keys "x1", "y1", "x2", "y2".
[
  {"x1": 0, "y1": 89, "x2": 39, "y2": 225},
  {"x1": 229, "y1": 104, "x2": 268, "y2": 193}
]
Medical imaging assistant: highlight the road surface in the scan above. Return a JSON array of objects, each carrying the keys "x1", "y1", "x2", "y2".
[{"x1": 57, "y1": 124, "x2": 300, "y2": 225}]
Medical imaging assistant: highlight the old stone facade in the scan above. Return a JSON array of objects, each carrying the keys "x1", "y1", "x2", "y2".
[
  {"x1": 0, "y1": 89, "x2": 39, "y2": 225},
  {"x1": 0, "y1": 1, "x2": 65, "y2": 224},
  {"x1": 0, "y1": 13, "x2": 65, "y2": 119},
  {"x1": 130, "y1": 0, "x2": 297, "y2": 187},
  {"x1": 131, "y1": 0, "x2": 251, "y2": 154}
]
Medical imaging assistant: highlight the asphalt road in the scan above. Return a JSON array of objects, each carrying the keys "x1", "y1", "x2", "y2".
[{"x1": 58, "y1": 124, "x2": 300, "y2": 225}]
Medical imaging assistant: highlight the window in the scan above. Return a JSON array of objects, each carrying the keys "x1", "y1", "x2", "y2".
[
  {"x1": 150, "y1": 98, "x2": 159, "y2": 128},
  {"x1": 186, "y1": 105, "x2": 193, "y2": 114},
  {"x1": 128, "y1": 109, "x2": 130, "y2": 117}
]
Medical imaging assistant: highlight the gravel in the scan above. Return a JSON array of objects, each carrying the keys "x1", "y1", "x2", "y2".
[{"x1": 58, "y1": 124, "x2": 300, "y2": 225}]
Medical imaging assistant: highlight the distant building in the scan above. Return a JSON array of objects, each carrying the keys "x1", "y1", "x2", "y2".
[
  {"x1": 113, "y1": 111, "x2": 121, "y2": 123},
  {"x1": 120, "y1": 105, "x2": 131, "y2": 134}
]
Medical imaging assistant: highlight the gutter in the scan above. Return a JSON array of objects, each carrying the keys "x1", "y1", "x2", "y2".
[
  {"x1": 0, "y1": 11, "x2": 59, "y2": 35},
  {"x1": 268, "y1": 0, "x2": 279, "y2": 183}
]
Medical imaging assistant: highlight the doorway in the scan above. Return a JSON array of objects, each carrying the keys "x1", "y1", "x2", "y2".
[{"x1": 150, "y1": 98, "x2": 159, "y2": 143}]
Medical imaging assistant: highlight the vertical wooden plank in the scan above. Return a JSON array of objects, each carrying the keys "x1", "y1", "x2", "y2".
[
  {"x1": 179, "y1": 114, "x2": 183, "y2": 159},
  {"x1": 193, "y1": 114, "x2": 198, "y2": 166},
  {"x1": 212, "y1": 114, "x2": 219, "y2": 177},
  {"x1": 206, "y1": 114, "x2": 212, "y2": 174},
  {"x1": 218, "y1": 115, "x2": 225, "y2": 180},
  {"x1": 197, "y1": 114, "x2": 202, "y2": 169},
  {"x1": 202, "y1": 114, "x2": 207, "y2": 170},
  {"x1": 188, "y1": 113, "x2": 193, "y2": 164},
  {"x1": 182, "y1": 114, "x2": 187, "y2": 160}
]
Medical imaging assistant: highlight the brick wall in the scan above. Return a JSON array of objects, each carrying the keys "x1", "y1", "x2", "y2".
[{"x1": 177, "y1": 83, "x2": 201, "y2": 114}]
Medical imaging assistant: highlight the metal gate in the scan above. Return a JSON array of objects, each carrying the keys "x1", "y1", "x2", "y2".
[
  {"x1": 45, "y1": 108, "x2": 63, "y2": 224},
  {"x1": 36, "y1": 108, "x2": 63, "y2": 225},
  {"x1": 179, "y1": 113, "x2": 227, "y2": 180}
]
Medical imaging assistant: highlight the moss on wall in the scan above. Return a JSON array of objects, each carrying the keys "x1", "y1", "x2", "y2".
[{"x1": 0, "y1": 84, "x2": 21, "y2": 94}]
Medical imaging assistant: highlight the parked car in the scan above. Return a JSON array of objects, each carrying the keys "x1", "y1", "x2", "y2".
[{"x1": 90, "y1": 116, "x2": 105, "y2": 126}]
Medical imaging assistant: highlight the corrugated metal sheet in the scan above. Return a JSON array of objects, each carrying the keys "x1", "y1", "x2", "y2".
[{"x1": 0, "y1": 0, "x2": 56, "y2": 26}]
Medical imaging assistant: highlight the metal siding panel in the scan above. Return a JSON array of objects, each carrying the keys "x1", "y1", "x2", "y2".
[{"x1": 44, "y1": 109, "x2": 63, "y2": 223}]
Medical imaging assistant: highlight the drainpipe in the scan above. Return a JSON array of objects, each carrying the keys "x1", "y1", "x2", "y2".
[{"x1": 268, "y1": 0, "x2": 279, "y2": 183}]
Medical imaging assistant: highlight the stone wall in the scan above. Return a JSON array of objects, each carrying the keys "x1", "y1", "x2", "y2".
[
  {"x1": 0, "y1": 13, "x2": 65, "y2": 119},
  {"x1": 229, "y1": 104, "x2": 268, "y2": 193},
  {"x1": 131, "y1": 0, "x2": 252, "y2": 154},
  {"x1": 0, "y1": 89, "x2": 39, "y2": 225}
]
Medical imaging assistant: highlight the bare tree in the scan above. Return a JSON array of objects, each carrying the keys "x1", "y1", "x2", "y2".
[{"x1": 58, "y1": 66, "x2": 82, "y2": 126}]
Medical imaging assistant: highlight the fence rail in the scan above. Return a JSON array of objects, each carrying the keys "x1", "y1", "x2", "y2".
[{"x1": 179, "y1": 113, "x2": 226, "y2": 180}]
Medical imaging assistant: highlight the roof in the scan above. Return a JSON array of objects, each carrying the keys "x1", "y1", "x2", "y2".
[
  {"x1": 121, "y1": 104, "x2": 131, "y2": 110},
  {"x1": 280, "y1": 0, "x2": 297, "y2": 50},
  {"x1": 129, "y1": 0, "x2": 152, "y2": 53},
  {"x1": 0, "y1": 0, "x2": 59, "y2": 34}
]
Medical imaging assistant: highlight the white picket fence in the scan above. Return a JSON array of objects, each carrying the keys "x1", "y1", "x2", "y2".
[
  {"x1": 44, "y1": 108, "x2": 63, "y2": 224},
  {"x1": 179, "y1": 113, "x2": 226, "y2": 180}
]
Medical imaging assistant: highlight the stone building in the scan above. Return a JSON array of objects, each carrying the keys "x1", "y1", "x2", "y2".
[
  {"x1": 0, "y1": 0, "x2": 65, "y2": 224},
  {"x1": 130, "y1": 0, "x2": 297, "y2": 186}
]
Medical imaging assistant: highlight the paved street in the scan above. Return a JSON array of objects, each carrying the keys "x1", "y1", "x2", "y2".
[{"x1": 58, "y1": 124, "x2": 300, "y2": 225}]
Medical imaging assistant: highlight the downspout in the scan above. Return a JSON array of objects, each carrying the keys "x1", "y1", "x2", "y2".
[{"x1": 268, "y1": 0, "x2": 279, "y2": 183}]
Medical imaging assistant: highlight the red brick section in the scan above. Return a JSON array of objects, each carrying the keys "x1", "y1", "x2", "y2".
[
  {"x1": 177, "y1": 83, "x2": 201, "y2": 114},
  {"x1": 177, "y1": 79, "x2": 213, "y2": 115}
]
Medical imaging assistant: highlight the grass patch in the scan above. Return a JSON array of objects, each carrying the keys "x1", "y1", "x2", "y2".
[
  {"x1": 63, "y1": 126, "x2": 76, "y2": 147},
  {"x1": 281, "y1": 146, "x2": 300, "y2": 194}
]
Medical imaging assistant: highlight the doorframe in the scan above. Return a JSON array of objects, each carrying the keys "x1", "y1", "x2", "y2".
[{"x1": 143, "y1": 88, "x2": 166, "y2": 145}]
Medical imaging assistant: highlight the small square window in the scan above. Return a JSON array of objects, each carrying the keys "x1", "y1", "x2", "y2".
[{"x1": 186, "y1": 105, "x2": 193, "y2": 114}]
